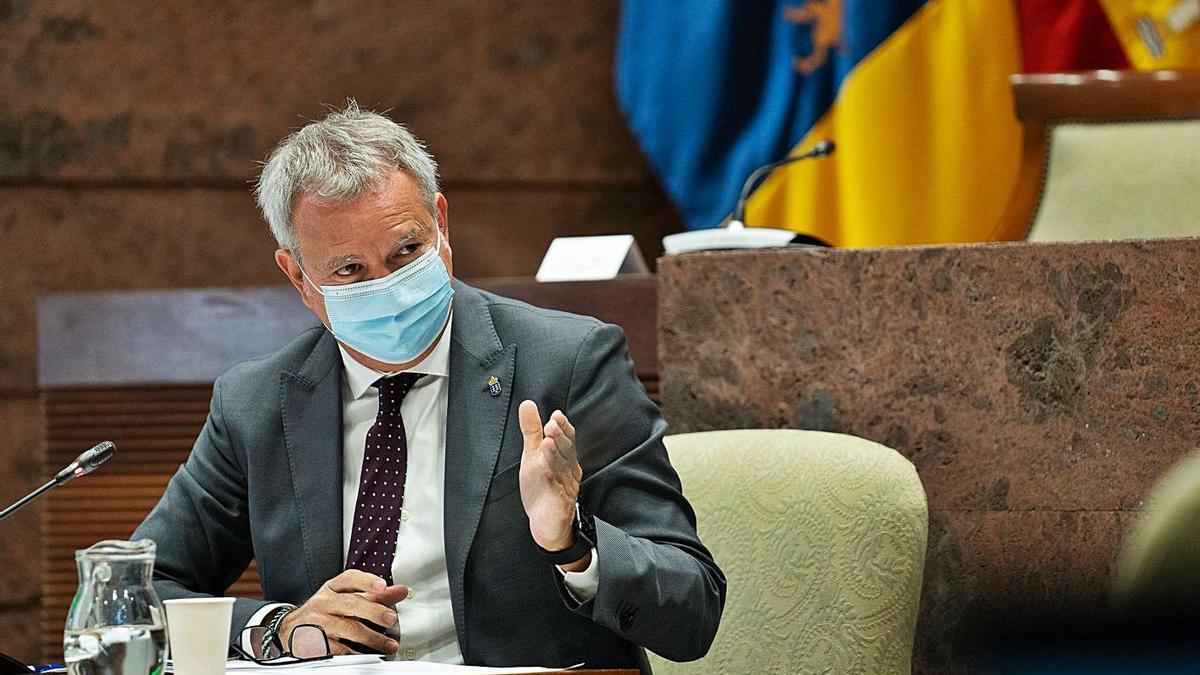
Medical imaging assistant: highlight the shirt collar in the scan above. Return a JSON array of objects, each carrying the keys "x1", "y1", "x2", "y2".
[{"x1": 337, "y1": 312, "x2": 453, "y2": 400}]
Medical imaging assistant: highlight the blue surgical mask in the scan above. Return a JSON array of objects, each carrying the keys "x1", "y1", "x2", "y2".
[{"x1": 301, "y1": 231, "x2": 454, "y2": 364}]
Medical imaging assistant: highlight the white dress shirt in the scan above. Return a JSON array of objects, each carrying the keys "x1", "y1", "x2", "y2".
[{"x1": 245, "y1": 314, "x2": 598, "y2": 660}]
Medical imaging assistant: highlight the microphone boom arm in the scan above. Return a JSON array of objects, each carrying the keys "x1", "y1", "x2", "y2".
[
  {"x1": 0, "y1": 441, "x2": 116, "y2": 523},
  {"x1": 0, "y1": 477, "x2": 58, "y2": 523},
  {"x1": 731, "y1": 140, "x2": 835, "y2": 226}
]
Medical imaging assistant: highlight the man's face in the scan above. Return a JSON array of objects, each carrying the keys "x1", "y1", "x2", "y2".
[{"x1": 275, "y1": 169, "x2": 453, "y2": 369}]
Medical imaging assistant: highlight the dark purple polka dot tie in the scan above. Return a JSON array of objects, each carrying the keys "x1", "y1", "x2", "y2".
[{"x1": 345, "y1": 372, "x2": 423, "y2": 584}]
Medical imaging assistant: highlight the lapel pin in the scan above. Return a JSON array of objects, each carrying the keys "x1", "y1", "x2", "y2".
[{"x1": 487, "y1": 376, "x2": 502, "y2": 397}]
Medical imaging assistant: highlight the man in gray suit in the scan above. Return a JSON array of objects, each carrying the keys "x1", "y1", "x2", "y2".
[{"x1": 132, "y1": 103, "x2": 724, "y2": 671}]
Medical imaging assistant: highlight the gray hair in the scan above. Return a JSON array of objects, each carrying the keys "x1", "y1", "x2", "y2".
[{"x1": 254, "y1": 100, "x2": 440, "y2": 253}]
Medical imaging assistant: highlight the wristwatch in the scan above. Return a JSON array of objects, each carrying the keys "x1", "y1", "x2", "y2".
[{"x1": 537, "y1": 502, "x2": 596, "y2": 566}]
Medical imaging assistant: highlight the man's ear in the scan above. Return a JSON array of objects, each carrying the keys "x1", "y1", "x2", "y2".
[
  {"x1": 435, "y1": 193, "x2": 453, "y2": 278},
  {"x1": 275, "y1": 248, "x2": 330, "y2": 327},
  {"x1": 275, "y1": 249, "x2": 305, "y2": 294},
  {"x1": 436, "y1": 193, "x2": 449, "y2": 240}
]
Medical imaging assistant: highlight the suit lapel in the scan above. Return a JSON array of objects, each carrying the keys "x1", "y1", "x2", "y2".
[
  {"x1": 280, "y1": 330, "x2": 345, "y2": 598},
  {"x1": 444, "y1": 280, "x2": 514, "y2": 657}
]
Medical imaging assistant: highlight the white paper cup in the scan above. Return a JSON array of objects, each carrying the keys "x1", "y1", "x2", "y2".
[{"x1": 164, "y1": 597, "x2": 236, "y2": 675}]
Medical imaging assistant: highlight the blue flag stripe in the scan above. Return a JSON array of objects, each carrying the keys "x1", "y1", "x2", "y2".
[{"x1": 616, "y1": 0, "x2": 926, "y2": 230}]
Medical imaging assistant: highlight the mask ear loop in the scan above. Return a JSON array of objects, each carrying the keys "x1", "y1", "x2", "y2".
[
  {"x1": 433, "y1": 223, "x2": 445, "y2": 256},
  {"x1": 297, "y1": 260, "x2": 327, "y2": 297}
]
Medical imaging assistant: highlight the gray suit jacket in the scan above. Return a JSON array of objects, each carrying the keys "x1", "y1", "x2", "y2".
[{"x1": 133, "y1": 280, "x2": 725, "y2": 671}]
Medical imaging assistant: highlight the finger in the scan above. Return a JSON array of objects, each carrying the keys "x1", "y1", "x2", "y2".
[
  {"x1": 328, "y1": 569, "x2": 386, "y2": 594},
  {"x1": 332, "y1": 617, "x2": 399, "y2": 655},
  {"x1": 544, "y1": 421, "x2": 576, "y2": 463},
  {"x1": 544, "y1": 418, "x2": 562, "y2": 441},
  {"x1": 541, "y1": 437, "x2": 566, "y2": 470},
  {"x1": 519, "y1": 400, "x2": 544, "y2": 453},
  {"x1": 551, "y1": 410, "x2": 575, "y2": 442},
  {"x1": 363, "y1": 584, "x2": 410, "y2": 607},
  {"x1": 328, "y1": 641, "x2": 355, "y2": 656},
  {"x1": 331, "y1": 593, "x2": 399, "y2": 628}
]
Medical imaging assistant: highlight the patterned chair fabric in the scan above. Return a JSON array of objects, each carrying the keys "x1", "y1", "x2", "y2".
[{"x1": 650, "y1": 429, "x2": 928, "y2": 674}]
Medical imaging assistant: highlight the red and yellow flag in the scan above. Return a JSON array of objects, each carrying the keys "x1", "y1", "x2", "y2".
[{"x1": 745, "y1": 0, "x2": 1200, "y2": 247}]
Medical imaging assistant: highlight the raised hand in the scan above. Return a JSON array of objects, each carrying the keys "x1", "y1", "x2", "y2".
[{"x1": 517, "y1": 400, "x2": 585, "y2": 566}]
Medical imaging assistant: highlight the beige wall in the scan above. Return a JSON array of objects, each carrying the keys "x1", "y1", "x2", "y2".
[{"x1": 0, "y1": 1, "x2": 680, "y2": 660}]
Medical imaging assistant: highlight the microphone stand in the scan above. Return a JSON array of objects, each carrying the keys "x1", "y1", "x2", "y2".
[
  {"x1": 0, "y1": 478, "x2": 63, "y2": 523},
  {"x1": 0, "y1": 441, "x2": 116, "y2": 673},
  {"x1": 662, "y1": 140, "x2": 836, "y2": 254}
]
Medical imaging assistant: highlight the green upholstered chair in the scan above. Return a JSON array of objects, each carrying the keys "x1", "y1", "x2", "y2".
[
  {"x1": 651, "y1": 429, "x2": 928, "y2": 674},
  {"x1": 1113, "y1": 449, "x2": 1200, "y2": 612}
]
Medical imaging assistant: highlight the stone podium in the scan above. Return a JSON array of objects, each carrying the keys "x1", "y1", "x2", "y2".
[{"x1": 657, "y1": 239, "x2": 1200, "y2": 673}]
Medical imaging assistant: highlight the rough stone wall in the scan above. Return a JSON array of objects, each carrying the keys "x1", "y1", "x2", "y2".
[
  {"x1": 659, "y1": 239, "x2": 1200, "y2": 673},
  {"x1": 0, "y1": 1, "x2": 679, "y2": 661}
]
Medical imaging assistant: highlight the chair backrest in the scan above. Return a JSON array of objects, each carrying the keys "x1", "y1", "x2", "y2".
[
  {"x1": 1113, "y1": 449, "x2": 1200, "y2": 612},
  {"x1": 651, "y1": 429, "x2": 928, "y2": 674},
  {"x1": 1027, "y1": 119, "x2": 1200, "y2": 242},
  {"x1": 1004, "y1": 70, "x2": 1200, "y2": 243}
]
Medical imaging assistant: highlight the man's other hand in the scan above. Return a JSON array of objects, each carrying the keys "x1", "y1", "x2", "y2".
[
  {"x1": 279, "y1": 569, "x2": 406, "y2": 655},
  {"x1": 518, "y1": 400, "x2": 588, "y2": 571}
]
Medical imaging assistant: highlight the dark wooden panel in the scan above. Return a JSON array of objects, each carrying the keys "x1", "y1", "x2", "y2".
[
  {"x1": 39, "y1": 386, "x2": 261, "y2": 660},
  {"x1": 37, "y1": 287, "x2": 316, "y2": 387},
  {"x1": 0, "y1": 395, "x2": 44, "y2": 664},
  {"x1": 5, "y1": 184, "x2": 677, "y2": 390},
  {"x1": 0, "y1": 0, "x2": 650, "y2": 185},
  {"x1": 448, "y1": 185, "x2": 678, "y2": 279},
  {"x1": 38, "y1": 278, "x2": 660, "y2": 389},
  {"x1": 0, "y1": 609, "x2": 40, "y2": 667},
  {"x1": 473, "y1": 275, "x2": 658, "y2": 377},
  {"x1": 1, "y1": 187, "x2": 282, "y2": 391}
]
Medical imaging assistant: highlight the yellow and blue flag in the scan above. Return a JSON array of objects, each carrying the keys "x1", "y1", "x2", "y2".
[{"x1": 616, "y1": 1, "x2": 1026, "y2": 246}]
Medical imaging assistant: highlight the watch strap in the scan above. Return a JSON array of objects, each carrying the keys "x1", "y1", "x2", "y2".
[{"x1": 537, "y1": 503, "x2": 596, "y2": 565}]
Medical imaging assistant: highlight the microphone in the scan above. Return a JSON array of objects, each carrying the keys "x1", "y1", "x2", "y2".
[
  {"x1": 730, "y1": 140, "x2": 835, "y2": 228},
  {"x1": 0, "y1": 441, "x2": 116, "y2": 523},
  {"x1": 53, "y1": 440, "x2": 116, "y2": 484}
]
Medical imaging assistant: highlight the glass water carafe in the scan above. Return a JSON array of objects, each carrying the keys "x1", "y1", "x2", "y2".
[{"x1": 64, "y1": 539, "x2": 168, "y2": 675}]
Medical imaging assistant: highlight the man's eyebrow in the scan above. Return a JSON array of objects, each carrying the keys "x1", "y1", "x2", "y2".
[
  {"x1": 317, "y1": 223, "x2": 432, "y2": 270},
  {"x1": 321, "y1": 253, "x2": 360, "y2": 271},
  {"x1": 389, "y1": 223, "x2": 432, "y2": 252}
]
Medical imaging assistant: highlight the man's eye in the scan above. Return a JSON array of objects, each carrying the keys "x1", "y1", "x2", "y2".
[
  {"x1": 334, "y1": 264, "x2": 360, "y2": 277},
  {"x1": 399, "y1": 244, "x2": 419, "y2": 256}
]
